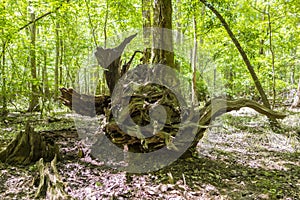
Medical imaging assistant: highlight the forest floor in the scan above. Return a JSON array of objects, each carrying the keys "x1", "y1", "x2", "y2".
[{"x1": 0, "y1": 107, "x2": 299, "y2": 200}]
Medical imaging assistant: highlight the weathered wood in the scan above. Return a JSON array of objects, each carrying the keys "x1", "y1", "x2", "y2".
[
  {"x1": 94, "y1": 33, "x2": 137, "y2": 95},
  {"x1": 59, "y1": 87, "x2": 110, "y2": 117},
  {"x1": 35, "y1": 156, "x2": 72, "y2": 199},
  {"x1": 0, "y1": 123, "x2": 59, "y2": 164},
  {"x1": 59, "y1": 86, "x2": 286, "y2": 157},
  {"x1": 184, "y1": 98, "x2": 287, "y2": 157}
]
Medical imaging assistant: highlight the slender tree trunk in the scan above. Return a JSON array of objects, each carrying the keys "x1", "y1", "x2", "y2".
[
  {"x1": 59, "y1": 39, "x2": 63, "y2": 86},
  {"x1": 258, "y1": 5, "x2": 266, "y2": 73},
  {"x1": 175, "y1": 0, "x2": 182, "y2": 45},
  {"x1": 199, "y1": 0, "x2": 271, "y2": 109},
  {"x1": 101, "y1": 0, "x2": 109, "y2": 94},
  {"x1": 142, "y1": 0, "x2": 152, "y2": 64},
  {"x1": 54, "y1": 22, "x2": 60, "y2": 99},
  {"x1": 0, "y1": 6, "x2": 7, "y2": 115},
  {"x1": 42, "y1": 51, "x2": 50, "y2": 98},
  {"x1": 267, "y1": 6, "x2": 276, "y2": 108},
  {"x1": 1, "y1": 41, "x2": 8, "y2": 116},
  {"x1": 192, "y1": 15, "x2": 198, "y2": 104},
  {"x1": 28, "y1": 10, "x2": 39, "y2": 112}
]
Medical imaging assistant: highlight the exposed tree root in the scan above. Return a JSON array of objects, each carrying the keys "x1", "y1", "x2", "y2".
[{"x1": 59, "y1": 87, "x2": 286, "y2": 158}]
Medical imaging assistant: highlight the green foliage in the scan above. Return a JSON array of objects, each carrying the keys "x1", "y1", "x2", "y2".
[{"x1": 0, "y1": 0, "x2": 299, "y2": 112}]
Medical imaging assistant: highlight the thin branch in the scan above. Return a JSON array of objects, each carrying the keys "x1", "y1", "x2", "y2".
[{"x1": 0, "y1": 1, "x2": 69, "y2": 59}]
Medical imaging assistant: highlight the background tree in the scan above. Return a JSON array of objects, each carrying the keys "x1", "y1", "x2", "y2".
[{"x1": 28, "y1": 2, "x2": 40, "y2": 112}]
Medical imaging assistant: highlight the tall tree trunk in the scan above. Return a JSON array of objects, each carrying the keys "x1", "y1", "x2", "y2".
[
  {"x1": 28, "y1": 9, "x2": 39, "y2": 112},
  {"x1": 142, "y1": 0, "x2": 152, "y2": 64},
  {"x1": 199, "y1": 0, "x2": 281, "y2": 128},
  {"x1": 1, "y1": 40, "x2": 8, "y2": 116},
  {"x1": 267, "y1": 6, "x2": 276, "y2": 108},
  {"x1": 42, "y1": 51, "x2": 50, "y2": 98},
  {"x1": 54, "y1": 22, "x2": 60, "y2": 99},
  {"x1": 175, "y1": 0, "x2": 182, "y2": 45},
  {"x1": 59, "y1": 38, "x2": 63, "y2": 86},
  {"x1": 152, "y1": 0, "x2": 175, "y2": 69},
  {"x1": 101, "y1": 0, "x2": 109, "y2": 94},
  {"x1": 258, "y1": 5, "x2": 266, "y2": 73},
  {"x1": 0, "y1": 6, "x2": 7, "y2": 115},
  {"x1": 192, "y1": 15, "x2": 198, "y2": 104}
]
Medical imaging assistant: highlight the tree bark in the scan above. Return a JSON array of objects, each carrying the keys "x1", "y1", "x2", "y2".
[
  {"x1": 54, "y1": 21, "x2": 60, "y2": 99},
  {"x1": 59, "y1": 86, "x2": 286, "y2": 157},
  {"x1": 59, "y1": 87, "x2": 110, "y2": 116},
  {"x1": 142, "y1": 0, "x2": 152, "y2": 64},
  {"x1": 1, "y1": 40, "x2": 8, "y2": 116},
  {"x1": 94, "y1": 34, "x2": 137, "y2": 95},
  {"x1": 152, "y1": 0, "x2": 175, "y2": 69},
  {"x1": 42, "y1": 50, "x2": 50, "y2": 98},
  {"x1": 28, "y1": 10, "x2": 40, "y2": 112}
]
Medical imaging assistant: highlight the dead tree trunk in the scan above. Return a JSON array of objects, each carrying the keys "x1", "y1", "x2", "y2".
[
  {"x1": 60, "y1": 86, "x2": 285, "y2": 158},
  {"x1": 59, "y1": 87, "x2": 110, "y2": 117},
  {"x1": 94, "y1": 34, "x2": 137, "y2": 95}
]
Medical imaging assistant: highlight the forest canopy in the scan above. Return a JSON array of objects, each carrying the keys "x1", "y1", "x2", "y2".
[{"x1": 0, "y1": 0, "x2": 299, "y2": 114}]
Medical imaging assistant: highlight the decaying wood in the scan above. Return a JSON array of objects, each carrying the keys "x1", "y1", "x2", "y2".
[
  {"x1": 59, "y1": 32, "x2": 286, "y2": 158},
  {"x1": 185, "y1": 98, "x2": 287, "y2": 156},
  {"x1": 0, "y1": 123, "x2": 59, "y2": 165},
  {"x1": 59, "y1": 87, "x2": 110, "y2": 117},
  {"x1": 94, "y1": 33, "x2": 137, "y2": 95},
  {"x1": 35, "y1": 156, "x2": 72, "y2": 199},
  {"x1": 59, "y1": 84, "x2": 286, "y2": 157}
]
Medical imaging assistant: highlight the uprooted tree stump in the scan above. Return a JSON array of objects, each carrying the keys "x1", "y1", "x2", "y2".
[
  {"x1": 0, "y1": 123, "x2": 59, "y2": 164},
  {"x1": 59, "y1": 34, "x2": 287, "y2": 160},
  {"x1": 60, "y1": 86, "x2": 286, "y2": 158}
]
